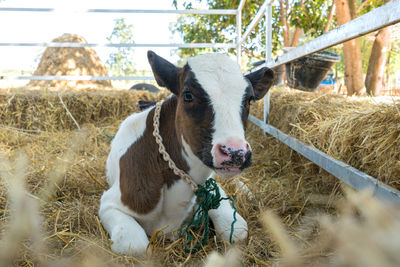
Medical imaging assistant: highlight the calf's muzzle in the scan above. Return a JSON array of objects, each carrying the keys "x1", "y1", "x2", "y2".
[{"x1": 213, "y1": 139, "x2": 252, "y2": 176}]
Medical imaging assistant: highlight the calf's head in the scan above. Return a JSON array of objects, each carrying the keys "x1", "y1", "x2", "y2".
[{"x1": 148, "y1": 51, "x2": 274, "y2": 178}]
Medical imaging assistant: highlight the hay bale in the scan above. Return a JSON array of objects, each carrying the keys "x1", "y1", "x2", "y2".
[
  {"x1": 0, "y1": 89, "x2": 167, "y2": 131},
  {"x1": 252, "y1": 89, "x2": 400, "y2": 189},
  {"x1": 28, "y1": 33, "x2": 111, "y2": 89}
]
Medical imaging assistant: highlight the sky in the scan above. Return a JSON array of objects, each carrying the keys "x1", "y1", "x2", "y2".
[{"x1": 0, "y1": 0, "x2": 186, "y2": 71}]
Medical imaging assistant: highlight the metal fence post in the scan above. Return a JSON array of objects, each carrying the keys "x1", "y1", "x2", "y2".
[
  {"x1": 236, "y1": 10, "x2": 242, "y2": 65},
  {"x1": 263, "y1": 1, "x2": 272, "y2": 130},
  {"x1": 237, "y1": 0, "x2": 246, "y2": 66}
]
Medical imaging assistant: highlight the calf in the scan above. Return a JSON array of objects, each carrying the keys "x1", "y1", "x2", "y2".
[{"x1": 99, "y1": 51, "x2": 274, "y2": 256}]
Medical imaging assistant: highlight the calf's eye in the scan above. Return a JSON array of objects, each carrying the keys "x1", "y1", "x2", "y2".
[{"x1": 182, "y1": 90, "x2": 194, "y2": 102}]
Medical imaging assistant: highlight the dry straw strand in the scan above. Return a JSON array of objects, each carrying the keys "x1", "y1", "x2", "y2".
[{"x1": 58, "y1": 92, "x2": 80, "y2": 130}]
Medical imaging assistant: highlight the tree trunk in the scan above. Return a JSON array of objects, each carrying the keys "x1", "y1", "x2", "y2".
[
  {"x1": 348, "y1": 0, "x2": 357, "y2": 18},
  {"x1": 324, "y1": 4, "x2": 335, "y2": 33},
  {"x1": 279, "y1": 0, "x2": 290, "y2": 46},
  {"x1": 279, "y1": 0, "x2": 290, "y2": 87},
  {"x1": 347, "y1": 0, "x2": 365, "y2": 95},
  {"x1": 334, "y1": 0, "x2": 364, "y2": 95},
  {"x1": 290, "y1": 0, "x2": 304, "y2": 46},
  {"x1": 365, "y1": 26, "x2": 392, "y2": 96}
]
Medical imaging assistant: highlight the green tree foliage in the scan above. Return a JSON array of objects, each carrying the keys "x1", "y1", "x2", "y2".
[
  {"x1": 290, "y1": 0, "x2": 334, "y2": 38},
  {"x1": 172, "y1": 0, "x2": 335, "y2": 59},
  {"x1": 357, "y1": 0, "x2": 386, "y2": 14},
  {"x1": 106, "y1": 18, "x2": 135, "y2": 76}
]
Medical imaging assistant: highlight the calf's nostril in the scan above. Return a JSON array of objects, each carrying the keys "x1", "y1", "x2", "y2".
[
  {"x1": 216, "y1": 141, "x2": 250, "y2": 167},
  {"x1": 230, "y1": 149, "x2": 245, "y2": 165},
  {"x1": 219, "y1": 145, "x2": 230, "y2": 156}
]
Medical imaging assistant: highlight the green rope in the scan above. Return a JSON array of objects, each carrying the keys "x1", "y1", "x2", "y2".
[
  {"x1": 227, "y1": 195, "x2": 238, "y2": 243},
  {"x1": 180, "y1": 178, "x2": 238, "y2": 253},
  {"x1": 102, "y1": 130, "x2": 114, "y2": 140}
]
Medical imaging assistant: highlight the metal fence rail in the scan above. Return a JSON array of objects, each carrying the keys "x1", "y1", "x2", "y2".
[
  {"x1": 253, "y1": 0, "x2": 400, "y2": 71},
  {"x1": 0, "y1": 43, "x2": 236, "y2": 48},
  {"x1": 0, "y1": 7, "x2": 237, "y2": 15},
  {"x1": 0, "y1": 76, "x2": 155, "y2": 81},
  {"x1": 246, "y1": 0, "x2": 400, "y2": 203},
  {"x1": 0, "y1": 6, "x2": 238, "y2": 81}
]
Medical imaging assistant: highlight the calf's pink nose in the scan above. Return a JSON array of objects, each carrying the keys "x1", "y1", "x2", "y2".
[{"x1": 214, "y1": 139, "x2": 250, "y2": 167}]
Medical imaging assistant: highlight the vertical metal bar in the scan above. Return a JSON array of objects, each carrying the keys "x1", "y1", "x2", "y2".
[
  {"x1": 238, "y1": 0, "x2": 247, "y2": 11},
  {"x1": 264, "y1": 90, "x2": 271, "y2": 124},
  {"x1": 236, "y1": 10, "x2": 242, "y2": 66},
  {"x1": 263, "y1": 2, "x2": 272, "y2": 129},
  {"x1": 236, "y1": 0, "x2": 246, "y2": 66},
  {"x1": 266, "y1": 2, "x2": 272, "y2": 64}
]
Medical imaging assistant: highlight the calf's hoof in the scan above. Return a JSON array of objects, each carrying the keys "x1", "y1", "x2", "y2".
[{"x1": 110, "y1": 226, "x2": 149, "y2": 256}]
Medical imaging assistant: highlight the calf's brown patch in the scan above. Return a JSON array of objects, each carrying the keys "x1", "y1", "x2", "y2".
[{"x1": 119, "y1": 96, "x2": 190, "y2": 215}]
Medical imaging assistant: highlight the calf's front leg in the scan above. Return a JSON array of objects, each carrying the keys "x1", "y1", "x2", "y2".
[
  {"x1": 99, "y1": 186, "x2": 149, "y2": 256},
  {"x1": 208, "y1": 185, "x2": 248, "y2": 243}
]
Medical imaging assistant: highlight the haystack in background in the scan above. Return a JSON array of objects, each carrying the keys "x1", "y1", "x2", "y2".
[
  {"x1": 0, "y1": 87, "x2": 399, "y2": 266},
  {"x1": 28, "y1": 33, "x2": 111, "y2": 89}
]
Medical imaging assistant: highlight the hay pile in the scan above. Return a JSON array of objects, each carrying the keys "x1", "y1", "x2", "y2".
[
  {"x1": 0, "y1": 89, "x2": 168, "y2": 132},
  {"x1": 261, "y1": 90, "x2": 400, "y2": 189},
  {"x1": 0, "y1": 88, "x2": 399, "y2": 266},
  {"x1": 28, "y1": 34, "x2": 111, "y2": 89}
]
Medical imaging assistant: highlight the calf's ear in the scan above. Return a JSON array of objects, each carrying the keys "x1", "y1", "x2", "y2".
[
  {"x1": 147, "y1": 50, "x2": 181, "y2": 95},
  {"x1": 245, "y1": 67, "x2": 274, "y2": 100}
]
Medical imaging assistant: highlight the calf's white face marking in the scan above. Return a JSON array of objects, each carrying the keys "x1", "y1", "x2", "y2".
[
  {"x1": 188, "y1": 55, "x2": 247, "y2": 151},
  {"x1": 148, "y1": 51, "x2": 274, "y2": 178}
]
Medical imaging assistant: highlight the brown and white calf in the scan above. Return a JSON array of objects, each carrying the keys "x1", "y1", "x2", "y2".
[{"x1": 99, "y1": 51, "x2": 274, "y2": 255}]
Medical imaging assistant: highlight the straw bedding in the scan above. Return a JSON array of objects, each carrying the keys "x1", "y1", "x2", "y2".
[{"x1": 0, "y1": 87, "x2": 399, "y2": 266}]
